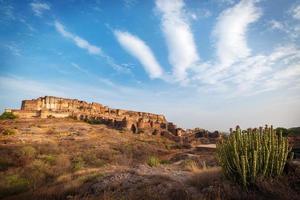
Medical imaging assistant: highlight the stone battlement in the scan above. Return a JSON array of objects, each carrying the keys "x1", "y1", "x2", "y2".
[{"x1": 8, "y1": 96, "x2": 178, "y2": 135}]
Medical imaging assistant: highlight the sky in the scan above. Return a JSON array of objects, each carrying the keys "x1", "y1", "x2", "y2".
[{"x1": 0, "y1": 0, "x2": 300, "y2": 131}]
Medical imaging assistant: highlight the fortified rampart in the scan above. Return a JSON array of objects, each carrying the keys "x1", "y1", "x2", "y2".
[
  {"x1": 8, "y1": 96, "x2": 179, "y2": 135},
  {"x1": 6, "y1": 96, "x2": 223, "y2": 143}
]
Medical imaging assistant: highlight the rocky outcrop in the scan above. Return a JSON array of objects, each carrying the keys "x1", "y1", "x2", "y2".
[{"x1": 7, "y1": 96, "x2": 179, "y2": 135}]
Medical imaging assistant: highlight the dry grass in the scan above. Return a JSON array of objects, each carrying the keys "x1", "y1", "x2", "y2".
[
  {"x1": 0, "y1": 118, "x2": 188, "y2": 199},
  {"x1": 1, "y1": 118, "x2": 299, "y2": 200},
  {"x1": 189, "y1": 166, "x2": 222, "y2": 189}
]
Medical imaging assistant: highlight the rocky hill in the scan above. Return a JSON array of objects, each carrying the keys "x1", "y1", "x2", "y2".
[
  {"x1": 5, "y1": 96, "x2": 223, "y2": 145},
  {"x1": 0, "y1": 118, "x2": 299, "y2": 200}
]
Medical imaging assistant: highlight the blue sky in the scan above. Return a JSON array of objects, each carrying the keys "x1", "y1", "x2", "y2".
[{"x1": 0, "y1": 0, "x2": 300, "y2": 131}]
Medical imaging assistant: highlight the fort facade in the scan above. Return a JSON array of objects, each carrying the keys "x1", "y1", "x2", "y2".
[{"x1": 6, "y1": 96, "x2": 180, "y2": 135}]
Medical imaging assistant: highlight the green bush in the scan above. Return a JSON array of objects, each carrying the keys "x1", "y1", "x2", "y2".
[
  {"x1": 147, "y1": 156, "x2": 160, "y2": 167},
  {"x1": 72, "y1": 157, "x2": 85, "y2": 171},
  {"x1": 1, "y1": 128, "x2": 17, "y2": 135},
  {"x1": 0, "y1": 112, "x2": 17, "y2": 120},
  {"x1": 287, "y1": 127, "x2": 300, "y2": 136},
  {"x1": 82, "y1": 152, "x2": 105, "y2": 167},
  {"x1": 85, "y1": 119, "x2": 102, "y2": 124},
  {"x1": 0, "y1": 174, "x2": 30, "y2": 198},
  {"x1": 276, "y1": 127, "x2": 300, "y2": 136},
  {"x1": 0, "y1": 158, "x2": 13, "y2": 170},
  {"x1": 217, "y1": 125, "x2": 292, "y2": 187},
  {"x1": 39, "y1": 154, "x2": 56, "y2": 165},
  {"x1": 23, "y1": 160, "x2": 50, "y2": 189},
  {"x1": 18, "y1": 146, "x2": 37, "y2": 166},
  {"x1": 20, "y1": 146, "x2": 37, "y2": 160}
]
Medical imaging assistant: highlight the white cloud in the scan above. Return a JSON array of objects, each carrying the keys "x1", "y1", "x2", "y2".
[
  {"x1": 71, "y1": 63, "x2": 89, "y2": 74},
  {"x1": 114, "y1": 30, "x2": 164, "y2": 79},
  {"x1": 188, "y1": 9, "x2": 211, "y2": 20},
  {"x1": 30, "y1": 1, "x2": 50, "y2": 16},
  {"x1": 123, "y1": 0, "x2": 137, "y2": 9},
  {"x1": 55, "y1": 21, "x2": 131, "y2": 73},
  {"x1": 4, "y1": 43, "x2": 21, "y2": 56},
  {"x1": 54, "y1": 21, "x2": 102, "y2": 55},
  {"x1": 0, "y1": 2, "x2": 15, "y2": 21},
  {"x1": 155, "y1": 0, "x2": 199, "y2": 81},
  {"x1": 268, "y1": 19, "x2": 300, "y2": 40},
  {"x1": 269, "y1": 20, "x2": 284, "y2": 31},
  {"x1": 213, "y1": 0, "x2": 261, "y2": 68},
  {"x1": 193, "y1": 44, "x2": 300, "y2": 96},
  {"x1": 291, "y1": 3, "x2": 300, "y2": 20}
]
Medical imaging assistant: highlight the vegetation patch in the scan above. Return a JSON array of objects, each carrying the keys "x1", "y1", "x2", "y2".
[
  {"x1": 189, "y1": 167, "x2": 222, "y2": 189},
  {"x1": 217, "y1": 125, "x2": 293, "y2": 187},
  {"x1": 20, "y1": 146, "x2": 37, "y2": 160},
  {"x1": 0, "y1": 157, "x2": 14, "y2": 171},
  {"x1": 0, "y1": 112, "x2": 17, "y2": 120},
  {"x1": 72, "y1": 157, "x2": 85, "y2": 171},
  {"x1": 184, "y1": 159, "x2": 200, "y2": 172},
  {"x1": 1, "y1": 128, "x2": 17, "y2": 135},
  {"x1": 0, "y1": 174, "x2": 30, "y2": 198},
  {"x1": 39, "y1": 154, "x2": 56, "y2": 165},
  {"x1": 276, "y1": 127, "x2": 300, "y2": 136},
  {"x1": 147, "y1": 156, "x2": 160, "y2": 167}
]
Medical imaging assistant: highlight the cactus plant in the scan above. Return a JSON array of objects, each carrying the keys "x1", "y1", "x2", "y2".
[{"x1": 216, "y1": 125, "x2": 292, "y2": 187}]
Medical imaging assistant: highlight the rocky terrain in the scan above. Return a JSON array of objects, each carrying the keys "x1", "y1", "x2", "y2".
[{"x1": 0, "y1": 118, "x2": 299, "y2": 200}]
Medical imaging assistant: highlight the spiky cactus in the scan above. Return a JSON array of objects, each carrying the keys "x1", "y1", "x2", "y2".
[{"x1": 216, "y1": 125, "x2": 293, "y2": 187}]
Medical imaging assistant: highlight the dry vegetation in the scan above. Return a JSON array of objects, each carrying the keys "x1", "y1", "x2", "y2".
[{"x1": 0, "y1": 118, "x2": 299, "y2": 200}]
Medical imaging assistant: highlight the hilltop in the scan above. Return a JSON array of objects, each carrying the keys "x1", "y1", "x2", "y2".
[
  {"x1": 0, "y1": 118, "x2": 217, "y2": 200},
  {"x1": 0, "y1": 118, "x2": 300, "y2": 200}
]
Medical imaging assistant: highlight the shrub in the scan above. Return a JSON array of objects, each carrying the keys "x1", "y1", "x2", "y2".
[
  {"x1": 147, "y1": 156, "x2": 160, "y2": 167},
  {"x1": 1, "y1": 128, "x2": 17, "y2": 135},
  {"x1": 23, "y1": 160, "x2": 50, "y2": 189},
  {"x1": 85, "y1": 118, "x2": 102, "y2": 124},
  {"x1": 20, "y1": 146, "x2": 37, "y2": 160},
  {"x1": 160, "y1": 159, "x2": 171, "y2": 165},
  {"x1": 52, "y1": 154, "x2": 71, "y2": 175},
  {"x1": 189, "y1": 167, "x2": 222, "y2": 189},
  {"x1": 0, "y1": 174, "x2": 30, "y2": 198},
  {"x1": 72, "y1": 157, "x2": 85, "y2": 171},
  {"x1": 0, "y1": 157, "x2": 14, "y2": 170},
  {"x1": 184, "y1": 160, "x2": 200, "y2": 172},
  {"x1": 0, "y1": 112, "x2": 17, "y2": 120},
  {"x1": 82, "y1": 152, "x2": 105, "y2": 167},
  {"x1": 17, "y1": 145, "x2": 37, "y2": 166},
  {"x1": 39, "y1": 154, "x2": 56, "y2": 165},
  {"x1": 217, "y1": 125, "x2": 292, "y2": 187}
]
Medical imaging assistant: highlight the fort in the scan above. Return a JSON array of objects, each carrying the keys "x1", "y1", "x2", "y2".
[{"x1": 6, "y1": 96, "x2": 181, "y2": 136}]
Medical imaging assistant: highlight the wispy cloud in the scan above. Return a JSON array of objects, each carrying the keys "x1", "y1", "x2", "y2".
[
  {"x1": 114, "y1": 30, "x2": 164, "y2": 79},
  {"x1": 291, "y1": 3, "x2": 300, "y2": 20},
  {"x1": 71, "y1": 63, "x2": 89, "y2": 74},
  {"x1": 269, "y1": 20, "x2": 285, "y2": 31},
  {"x1": 213, "y1": 0, "x2": 261, "y2": 69},
  {"x1": 55, "y1": 21, "x2": 130, "y2": 73},
  {"x1": 30, "y1": 1, "x2": 50, "y2": 17},
  {"x1": 54, "y1": 21, "x2": 102, "y2": 55},
  {"x1": 0, "y1": 1, "x2": 15, "y2": 21},
  {"x1": 267, "y1": 4, "x2": 300, "y2": 40},
  {"x1": 123, "y1": 0, "x2": 137, "y2": 9},
  {"x1": 193, "y1": 43, "x2": 300, "y2": 97},
  {"x1": 155, "y1": 0, "x2": 199, "y2": 81},
  {"x1": 4, "y1": 43, "x2": 21, "y2": 56},
  {"x1": 189, "y1": 1, "x2": 300, "y2": 97}
]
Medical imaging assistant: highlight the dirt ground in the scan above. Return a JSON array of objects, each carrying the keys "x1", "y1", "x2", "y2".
[
  {"x1": 0, "y1": 118, "x2": 218, "y2": 200},
  {"x1": 1, "y1": 118, "x2": 299, "y2": 200}
]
